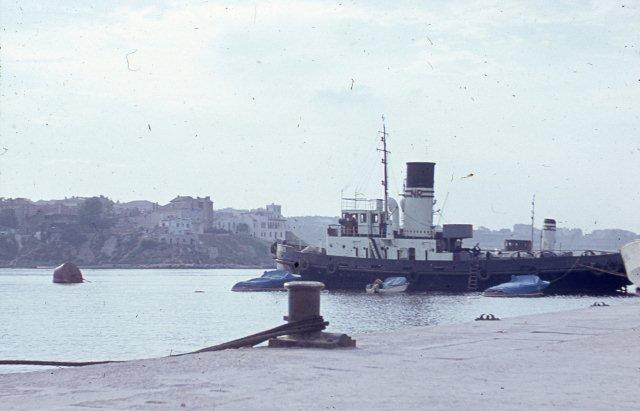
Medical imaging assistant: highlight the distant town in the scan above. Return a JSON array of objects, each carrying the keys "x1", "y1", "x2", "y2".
[
  {"x1": 0, "y1": 196, "x2": 293, "y2": 268},
  {"x1": 0, "y1": 195, "x2": 637, "y2": 268}
]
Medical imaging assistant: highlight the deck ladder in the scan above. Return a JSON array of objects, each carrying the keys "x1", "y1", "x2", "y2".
[
  {"x1": 467, "y1": 260, "x2": 480, "y2": 291},
  {"x1": 368, "y1": 237, "x2": 382, "y2": 259}
]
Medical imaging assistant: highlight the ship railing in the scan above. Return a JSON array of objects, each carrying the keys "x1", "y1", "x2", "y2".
[
  {"x1": 340, "y1": 197, "x2": 381, "y2": 212},
  {"x1": 480, "y1": 249, "x2": 618, "y2": 259},
  {"x1": 328, "y1": 225, "x2": 387, "y2": 238}
]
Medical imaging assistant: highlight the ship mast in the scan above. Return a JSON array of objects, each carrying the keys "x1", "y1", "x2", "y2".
[
  {"x1": 378, "y1": 115, "x2": 390, "y2": 235},
  {"x1": 530, "y1": 194, "x2": 535, "y2": 250}
]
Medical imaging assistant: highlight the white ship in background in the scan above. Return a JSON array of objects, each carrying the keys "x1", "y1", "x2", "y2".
[{"x1": 621, "y1": 240, "x2": 640, "y2": 292}]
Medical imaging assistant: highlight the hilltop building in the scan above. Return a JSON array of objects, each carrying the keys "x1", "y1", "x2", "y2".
[
  {"x1": 113, "y1": 200, "x2": 159, "y2": 216},
  {"x1": 213, "y1": 203, "x2": 287, "y2": 241}
]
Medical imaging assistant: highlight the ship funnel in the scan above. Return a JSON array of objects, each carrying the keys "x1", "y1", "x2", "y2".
[
  {"x1": 541, "y1": 218, "x2": 556, "y2": 251},
  {"x1": 400, "y1": 162, "x2": 435, "y2": 238}
]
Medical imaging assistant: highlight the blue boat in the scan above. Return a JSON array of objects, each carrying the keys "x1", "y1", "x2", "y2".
[
  {"x1": 231, "y1": 270, "x2": 301, "y2": 292},
  {"x1": 483, "y1": 274, "x2": 550, "y2": 297}
]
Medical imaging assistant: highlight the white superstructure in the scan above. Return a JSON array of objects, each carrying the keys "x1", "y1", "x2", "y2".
[{"x1": 323, "y1": 161, "x2": 472, "y2": 262}]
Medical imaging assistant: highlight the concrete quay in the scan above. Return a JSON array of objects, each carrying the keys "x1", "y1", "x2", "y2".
[{"x1": 1, "y1": 301, "x2": 638, "y2": 410}]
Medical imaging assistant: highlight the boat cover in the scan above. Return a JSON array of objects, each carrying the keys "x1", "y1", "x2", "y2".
[
  {"x1": 483, "y1": 274, "x2": 550, "y2": 297},
  {"x1": 383, "y1": 277, "x2": 408, "y2": 288},
  {"x1": 231, "y1": 270, "x2": 301, "y2": 291}
]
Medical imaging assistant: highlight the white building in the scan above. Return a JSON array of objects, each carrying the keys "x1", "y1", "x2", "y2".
[
  {"x1": 157, "y1": 217, "x2": 197, "y2": 245},
  {"x1": 213, "y1": 203, "x2": 286, "y2": 241}
]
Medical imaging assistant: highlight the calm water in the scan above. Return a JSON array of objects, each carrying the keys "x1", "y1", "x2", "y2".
[{"x1": 0, "y1": 268, "x2": 631, "y2": 374}]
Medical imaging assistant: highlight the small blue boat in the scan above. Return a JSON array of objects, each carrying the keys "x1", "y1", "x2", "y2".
[
  {"x1": 483, "y1": 275, "x2": 550, "y2": 297},
  {"x1": 366, "y1": 276, "x2": 409, "y2": 294},
  {"x1": 231, "y1": 270, "x2": 301, "y2": 292}
]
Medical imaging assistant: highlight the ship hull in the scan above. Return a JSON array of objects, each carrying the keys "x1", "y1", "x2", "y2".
[{"x1": 276, "y1": 247, "x2": 631, "y2": 294}]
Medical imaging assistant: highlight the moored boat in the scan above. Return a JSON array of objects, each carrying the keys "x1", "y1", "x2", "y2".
[
  {"x1": 231, "y1": 270, "x2": 301, "y2": 292},
  {"x1": 274, "y1": 119, "x2": 631, "y2": 294},
  {"x1": 620, "y1": 240, "x2": 640, "y2": 293},
  {"x1": 366, "y1": 276, "x2": 409, "y2": 294},
  {"x1": 483, "y1": 275, "x2": 550, "y2": 297}
]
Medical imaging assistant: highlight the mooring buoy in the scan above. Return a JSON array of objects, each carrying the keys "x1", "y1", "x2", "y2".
[{"x1": 53, "y1": 262, "x2": 84, "y2": 284}]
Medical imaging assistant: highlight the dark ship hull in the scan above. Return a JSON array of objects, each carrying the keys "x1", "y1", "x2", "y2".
[{"x1": 276, "y1": 245, "x2": 631, "y2": 294}]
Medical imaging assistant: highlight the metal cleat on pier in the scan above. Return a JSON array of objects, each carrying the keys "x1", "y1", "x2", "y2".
[{"x1": 475, "y1": 313, "x2": 501, "y2": 321}]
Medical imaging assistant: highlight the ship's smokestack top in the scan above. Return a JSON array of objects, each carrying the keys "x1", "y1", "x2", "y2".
[
  {"x1": 406, "y1": 162, "x2": 435, "y2": 189},
  {"x1": 542, "y1": 218, "x2": 557, "y2": 251}
]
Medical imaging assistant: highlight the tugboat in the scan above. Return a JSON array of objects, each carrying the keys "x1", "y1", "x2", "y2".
[{"x1": 275, "y1": 119, "x2": 631, "y2": 294}]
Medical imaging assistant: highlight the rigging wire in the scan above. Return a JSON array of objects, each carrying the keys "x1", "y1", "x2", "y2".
[
  {"x1": 436, "y1": 191, "x2": 450, "y2": 226},
  {"x1": 350, "y1": 132, "x2": 382, "y2": 199}
]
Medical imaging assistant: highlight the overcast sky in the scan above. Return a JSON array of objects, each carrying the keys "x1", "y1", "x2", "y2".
[{"x1": 1, "y1": 1, "x2": 639, "y2": 232}]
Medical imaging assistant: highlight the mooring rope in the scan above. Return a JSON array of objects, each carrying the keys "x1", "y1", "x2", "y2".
[
  {"x1": 575, "y1": 263, "x2": 629, "y2": 278},
  {"x1": 0, "y1": 316, "x2": 328, "y2": 367},
  {"x1": 548, "y1": 257, "x2": 583, "y2": 284}
]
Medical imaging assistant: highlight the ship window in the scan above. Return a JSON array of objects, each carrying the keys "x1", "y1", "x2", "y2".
[
  {"x1": 360, "y1": 213, "x2": 367, "y2": 223},
  {"x1": 425, "y1": 250, "x2": 428, "y2": 260},
  {"x1": 372, "y1": 214, "x2": 379, "y2": 223},
  {"x1": 355, "y1": 247, "x2": 359, "y2": 257}
]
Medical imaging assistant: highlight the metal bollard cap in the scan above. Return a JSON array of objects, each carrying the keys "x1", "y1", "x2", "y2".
[{"x1": 285, "y1": 281, "x2": 325, "y2": 290}]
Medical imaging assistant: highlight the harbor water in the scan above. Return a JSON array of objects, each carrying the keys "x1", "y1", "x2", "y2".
[{"x1": 0, "y1": 268, "x2": 632, "y2": 374}]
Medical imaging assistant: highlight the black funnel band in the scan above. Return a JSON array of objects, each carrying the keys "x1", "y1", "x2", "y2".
[{"x1": 406, "y1": 162, "x2": 435, "y2": 188}]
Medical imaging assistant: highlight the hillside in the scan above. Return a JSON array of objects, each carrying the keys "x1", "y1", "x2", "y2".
[{"x1": 0, "y1": 230, "x2": 275, "y2": 268}]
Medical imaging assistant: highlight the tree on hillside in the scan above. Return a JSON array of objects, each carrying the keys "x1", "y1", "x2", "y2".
[
  {"x1": 79, "y1": 196, "x2": 114, "y2": 229},
  {"x1": 0, "y1": 208, "x2": 18, "y2": 229}
]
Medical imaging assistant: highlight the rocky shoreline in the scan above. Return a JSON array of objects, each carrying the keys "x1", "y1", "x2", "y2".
[{"x1": 0, "y1": 230, "x2": 275, "y2": 269}]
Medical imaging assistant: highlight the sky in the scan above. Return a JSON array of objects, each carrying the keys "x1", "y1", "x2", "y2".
[{"x1": 1, "y1": 1, "x2": 639, "y2": 232}]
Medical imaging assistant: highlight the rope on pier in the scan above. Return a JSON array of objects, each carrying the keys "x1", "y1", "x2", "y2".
[
  {"x1": 0, "y1": 359, "x2": 119, "y2": 367},
  {"x1": 0, "y1": 316, "x2": 328, "y2": 368}
]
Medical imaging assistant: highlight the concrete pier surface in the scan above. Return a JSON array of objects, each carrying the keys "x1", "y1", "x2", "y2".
[{"x1": 1, "y1": 301, "x2": 639, "y2": 410}]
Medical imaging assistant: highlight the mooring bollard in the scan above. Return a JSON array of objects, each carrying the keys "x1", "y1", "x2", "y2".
[
  {"x1": 269, "y1": 281, "x2": 356, "y2": 349},
  {"x1": 284, "y1": 281, "x2": 324, "y2": 322}
]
